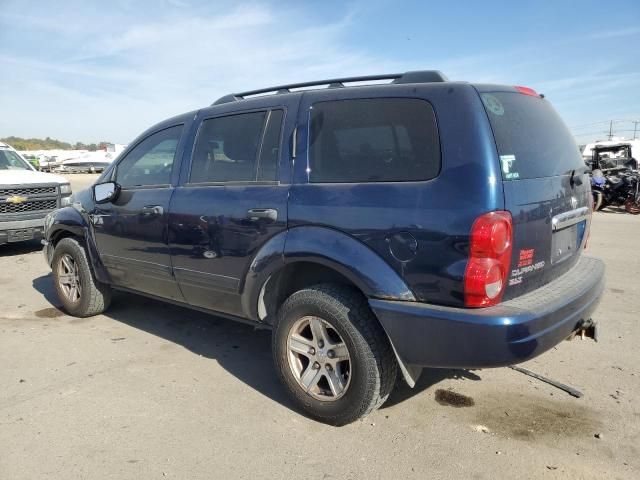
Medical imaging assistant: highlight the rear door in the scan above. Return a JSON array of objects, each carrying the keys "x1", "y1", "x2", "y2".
[
  {"x1": 169, "y1": 103, "x2": 295, "y2": 317},
  {"x1": 478, "y1": 88, "x2": 591, "y2": 299}
]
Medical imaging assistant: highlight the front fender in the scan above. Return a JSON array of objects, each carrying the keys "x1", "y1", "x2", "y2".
[{"x1": 46, "y1": 206, "x2": 111, "y2": 284}]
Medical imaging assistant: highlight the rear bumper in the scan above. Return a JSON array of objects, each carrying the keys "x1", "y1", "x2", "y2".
[{"x1": 370, "y1": 255, "x2": 605, "y2": 368}]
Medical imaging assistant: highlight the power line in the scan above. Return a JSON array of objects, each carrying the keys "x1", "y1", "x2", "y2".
[
  {"x1": 571, "y1": 119, "x2": 640, "y2": 141},
  {"x1": 570, "y1": 119, "x2": 640, "y2": 130}
]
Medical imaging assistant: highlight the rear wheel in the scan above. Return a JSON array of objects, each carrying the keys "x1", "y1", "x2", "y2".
[
  {"x1": 624, "y1": 197, "x2": 640, "y2": 214},
  {"x1": 272, "y1": 284, "x2": 397, "y2": 425},
  {"x1": 52, "y1": 237, "x2": 112, "y2": 317}
]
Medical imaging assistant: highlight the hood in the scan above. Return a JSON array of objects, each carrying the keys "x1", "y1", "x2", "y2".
[{"x1": 0, "y1": 169, "x2": 68, "y2": 186}]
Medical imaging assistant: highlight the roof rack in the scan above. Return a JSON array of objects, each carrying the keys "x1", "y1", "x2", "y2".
[{"x1": 212, "y1": 70, "x2": 448, "y2": 105}]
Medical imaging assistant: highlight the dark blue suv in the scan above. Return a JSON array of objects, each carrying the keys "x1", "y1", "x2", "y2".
[{"x1": 42, "y1": 71, "x2": 605, "y2": 425}]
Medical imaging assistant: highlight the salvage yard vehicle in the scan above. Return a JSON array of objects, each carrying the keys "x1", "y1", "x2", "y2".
[
  {"x1": 589, "y1": 143, "x2": 640, "y2": 213},
  {"x1": 0, "y1": 142, "x2": 72, "y2": 245},
  {"x1": 42, "y1": 71, "x2": 605, "y2": 425}
]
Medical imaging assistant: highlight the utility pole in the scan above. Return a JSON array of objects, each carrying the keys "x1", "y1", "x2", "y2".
[
  {"x1": 608, "y1": 120, "x2": 613, "y2": 140},
  {"x1": 633, "y1": 121, "x2": 639, "y2": 140}
]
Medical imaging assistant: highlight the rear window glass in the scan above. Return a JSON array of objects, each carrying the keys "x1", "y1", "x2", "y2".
[
  {"x1": 308, "y1": 98, "x2": 440, "y2": 183},
  {"x1": 481, "y1": 92, "x2": 583, "y2": 180}
]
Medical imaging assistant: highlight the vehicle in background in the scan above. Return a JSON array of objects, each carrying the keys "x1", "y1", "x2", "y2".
[
  {"x1": 50, "y1": 151, "x2": 118, "y2": 174},
  {"x1": 52, "y1": 156, "x2": 112, "y2": 173},
  {"x1": 586, "y1": 143, "x2": 638, "y2": 171},
  {"x1": 589, "y1": 144, "x2": 640, "y2": 214},
  {"x1": 582, "y1": 140, "x2": 639, "y2": 166},
  {"x1": 37, "y1": 155, "x2": 58, "y2": 172},
  {"x1": 42, "y1": 71, "x2": 605, "y2": 425},
  {"x1": 591, "y1": 168, "x2": 640, "y2": 214},
  {"x1": 0, "y1": 142, "x2": 72, "y2": 245}
]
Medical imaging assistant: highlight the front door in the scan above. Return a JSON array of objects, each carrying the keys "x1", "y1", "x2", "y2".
[
  {"x1": 92, "y1": 124, "x2": 184, "y2": 300},
  {"x1": 169, "y1": 105, "x2": 294, "y2": 316}
]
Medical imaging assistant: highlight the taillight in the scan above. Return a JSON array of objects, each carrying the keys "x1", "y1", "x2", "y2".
[
  {"x1": 515, "y1": 86, "x2": 540, "y2": 97},
  {"x1": 464, "y1": 211, "x2": 513, "y2": 307}
]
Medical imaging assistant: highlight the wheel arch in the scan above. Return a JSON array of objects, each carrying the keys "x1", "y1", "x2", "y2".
[
  {"x1": 241, "y1": 226, "x2": 415, "y2": 323},
  {"x1": 46, "y1": 207, "x2": 111, "y2": 284}
]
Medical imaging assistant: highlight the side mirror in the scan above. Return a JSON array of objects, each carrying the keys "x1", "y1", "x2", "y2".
[{"x1": 93, "y1": 181, "x2": 120, "y2": 204}]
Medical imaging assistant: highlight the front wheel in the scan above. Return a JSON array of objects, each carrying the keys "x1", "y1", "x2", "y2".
[
  {"x1": 272, "y1": 284, "x2": 397, "y2": 425},
  {"x1": 52, "y1": 237, "x2": 112, "y2": 317},
  {"x1": 592, "y1": 191, "x2": 604, "y2": 211}
]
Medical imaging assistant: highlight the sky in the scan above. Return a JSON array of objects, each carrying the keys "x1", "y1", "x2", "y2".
[{"x1": 1, "y1": 0, "x2": 639, "y2": 145}]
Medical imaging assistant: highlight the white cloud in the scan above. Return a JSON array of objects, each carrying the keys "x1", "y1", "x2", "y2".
[
  {"x1": 591, "y1": 26, "x2": 640, "y2": 39},
  {"x1": 1, "y1": 1, "x2": 638, "y2": 145},
  {"x1": 0, "y1": 2, "x2": 399, "y2": 142}
]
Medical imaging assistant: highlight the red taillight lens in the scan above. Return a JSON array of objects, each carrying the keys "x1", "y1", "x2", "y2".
[
  {"x1": 464, "y1": 211, "x2": 513, "y2": 307},
  {"x1": 515, "y1": 86, "x2": 540, "y2": 97}
]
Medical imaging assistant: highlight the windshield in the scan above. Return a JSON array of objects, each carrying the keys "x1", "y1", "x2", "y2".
[
  {"x1": 480, "y1": 91, "x2": 584, "y2": 180},
  {"x1": 0, "y1": 149, "x2": 32, "y2": 171}
]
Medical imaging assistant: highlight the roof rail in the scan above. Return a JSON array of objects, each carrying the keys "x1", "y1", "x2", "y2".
[{"x1": 212, "y1": 70, "x2": 448, "y2": 105}]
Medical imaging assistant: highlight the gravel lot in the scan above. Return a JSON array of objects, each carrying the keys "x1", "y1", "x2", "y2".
[{"x1": 1, "y1": 174, "x2": 638, "y2": 479}]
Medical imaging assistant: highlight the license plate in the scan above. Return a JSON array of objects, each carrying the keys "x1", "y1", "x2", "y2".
[
  {"x1": 8, "y1": 228, "x2": 35, "y2": 242},
  {"x1": 551, "y1": 221, "x2": 585, "y2": 264}
]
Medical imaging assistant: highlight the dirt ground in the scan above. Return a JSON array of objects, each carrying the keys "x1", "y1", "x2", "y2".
[{"x1": 1, "y1": 174, "x2": 638, "y2": 479}]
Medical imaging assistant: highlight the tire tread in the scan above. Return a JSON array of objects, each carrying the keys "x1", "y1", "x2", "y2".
[{"x1": 273, "y1": 283, "x2": 397, "y2": 425}]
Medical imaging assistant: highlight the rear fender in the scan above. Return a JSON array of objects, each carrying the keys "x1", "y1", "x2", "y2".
[
  {"x1": 241, "y1": 226, "x2": 420, "y2": 386},
  {"x1": 46, "y1": 206, "x2": 111, "y2": 284},
  {"x1": 283, "y1": 226, "x2": 415, "y2": 301}
]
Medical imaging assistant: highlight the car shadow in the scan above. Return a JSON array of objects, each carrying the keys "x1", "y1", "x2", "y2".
[
  {"x1": 599, "y1": 205, "x2": 632, "y2": 215},
  {"x1": 32, "y1": 273, "x2": 482, "y2": 417},
  {"x1": 383, "y1": 368, "x2": 481, "y2": 408},
  {"x1": 0, "y1": 239, "x2": 42, "y2": 257}
]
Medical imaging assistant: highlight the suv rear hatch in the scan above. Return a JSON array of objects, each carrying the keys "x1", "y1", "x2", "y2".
[{"x1": 477, "y1": 86, "x2": 591, "y2": 300}]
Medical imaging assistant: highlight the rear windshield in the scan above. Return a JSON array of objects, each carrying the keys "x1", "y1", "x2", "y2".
[{"x1": 480, "y1": 91, "x2": 583, "y2": 180}]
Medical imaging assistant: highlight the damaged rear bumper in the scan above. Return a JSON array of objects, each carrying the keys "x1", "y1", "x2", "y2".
[{"x1": 370, "y1": 255, "x2": 605, "y2": 369}]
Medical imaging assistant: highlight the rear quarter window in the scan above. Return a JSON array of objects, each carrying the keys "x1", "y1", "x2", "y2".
[
  {"x1": 480, "y1": 91, "x2": 584, "y2": 180},
  {"x1": 308, "y1": 98, "x2": 440, "y2": 183}
]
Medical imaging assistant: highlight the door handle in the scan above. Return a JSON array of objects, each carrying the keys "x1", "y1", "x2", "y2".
[
  {"x1": 247, "y1": 208, "x2": 278, "y2": 222},
  {"x1": 141, "y1": 205, "x2": 164, "y2": 216}
]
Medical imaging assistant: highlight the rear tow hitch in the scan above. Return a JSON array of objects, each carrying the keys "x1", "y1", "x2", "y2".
[{"x1": 568, "y1": 319, "x2": 599, "y2": 342}]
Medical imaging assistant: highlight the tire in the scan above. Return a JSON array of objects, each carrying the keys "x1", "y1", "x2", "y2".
[
  {"x1": 272, "y1": 283, "x2": 397, "y2": 426},
  {"x1": 52, "y1": 237, "x2": 112, "y2": 317},
  {"x1": 592, "y1": 191, "x2": 604, "y2": 211},
  {"x1": 624, "y1": 197, "x2": 640, "y2": 214}
]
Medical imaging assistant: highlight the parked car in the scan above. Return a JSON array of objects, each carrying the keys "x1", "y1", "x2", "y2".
[
  {"x1": 42, "y1": 71, "x2": 605, "y2": 425},
  {"x1": 0, "y1": 142, "x2": 72, "y2": 245},
  {"x1": 38, "y1": 155, "x2": 57, "y2": 172}
]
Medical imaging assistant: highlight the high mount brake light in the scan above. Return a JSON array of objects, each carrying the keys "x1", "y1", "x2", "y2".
[
  {"x1": 464, "y1": 211, "x2": 513, "y2": 308},
  {"x1": 515, "y1": 86, "x2": 540, "y2": 97}
]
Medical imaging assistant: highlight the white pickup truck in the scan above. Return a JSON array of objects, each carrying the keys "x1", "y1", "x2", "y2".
[{"x1": 0, "y1": 142, "x2": 72, "y2": 245}]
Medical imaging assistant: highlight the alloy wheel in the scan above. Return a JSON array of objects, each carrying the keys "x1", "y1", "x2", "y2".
[
  {"x1": 286, "y1": 316, "x2": 352, "y2": 401},
  {"x1": 57, "y1": 253, "x2": 82, "y2": 303}
]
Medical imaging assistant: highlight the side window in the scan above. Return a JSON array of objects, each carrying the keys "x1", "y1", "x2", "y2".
[
  {"x1": 190, "y1": 109, "x2": 284, "y2": 183},
  {"x1": 116, "y1": 125, "x2": 183, "y2": 188},
  {"x1": 308, "y1": 98, "x2": 440, "y2": 183}
]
